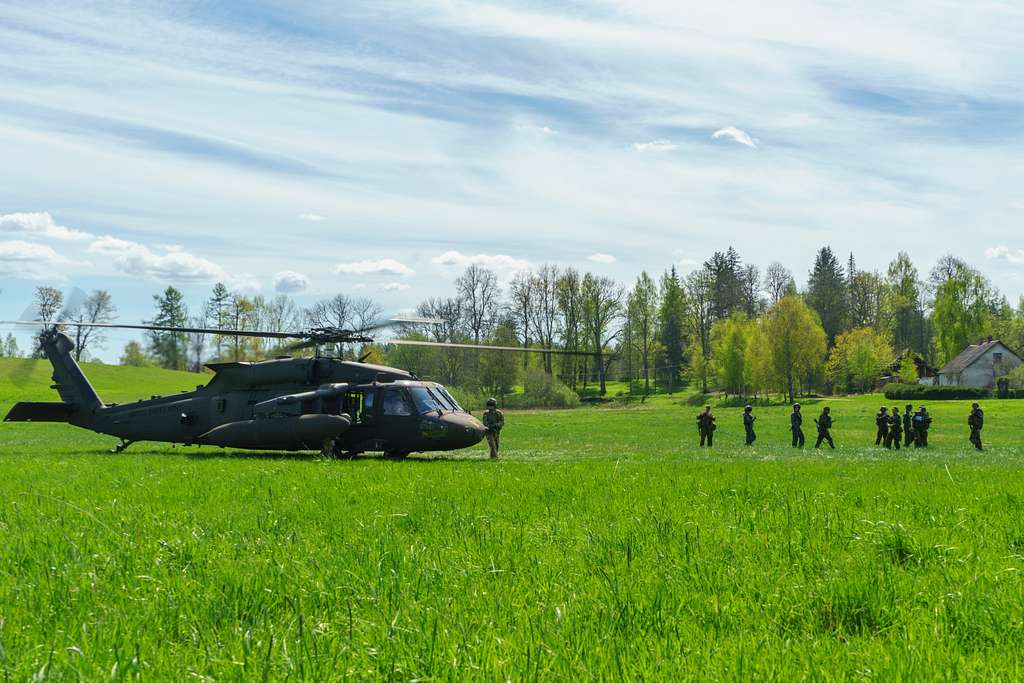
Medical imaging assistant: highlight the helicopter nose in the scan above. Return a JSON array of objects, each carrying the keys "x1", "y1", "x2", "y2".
[{"x1": 441, "y1": 414, "x2": 487, "y2": 447}]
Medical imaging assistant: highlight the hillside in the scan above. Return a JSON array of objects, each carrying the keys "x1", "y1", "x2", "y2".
[{"x1": 0, "y1": 358, "x2": 208, "y2": 413}]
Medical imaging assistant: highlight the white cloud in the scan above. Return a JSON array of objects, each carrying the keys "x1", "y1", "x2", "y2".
[
  {"x1": 986, "y1": 246, "x2": 1024, "y2": 264},
  {"x1": 0, "y1": 212, "x2": 94, "y2": 241},
  {"x1": 515, "y1": 123, "x2": 556, "y2": 135},
  {"x1": 587, "y1": 253, "x2": 616, "y2": 264},
  {"x1": 382, "y1": 282, "x2": 411, "y2": 292},
  {"x1": 431, "y1": 250, "x2": 530, "y2": 274},
  {"x1": 335, "y1": 258, "x2": 415, "y2": 277},
  {"x1": 633, "y1": 139, "x2": 677, "y2": 152},
  {"x1": 87, "y1": 235, "x2": 235, "y2": 283},
  {"x1": 0, "y1": 239, "x2": 71, "y2": 278},
  {"x1": 299, "y1": 213, "x2": 326, "y2": 221},
  {"x1": 712, "y1": 127, "x2": 757, "y2": 148},
  {"x1": 352, "y1": 283, "x2": 367, "y2": 290},
  {"x1": 273, "y1": 270, "x2": 310, "y2": 293}
]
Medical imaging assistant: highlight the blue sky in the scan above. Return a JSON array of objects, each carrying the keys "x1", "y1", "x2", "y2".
[{"x1": 1, "y1": 1, "x2": 1023, "y2": 360}]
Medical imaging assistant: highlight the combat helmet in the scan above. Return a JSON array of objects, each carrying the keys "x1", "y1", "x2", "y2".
[{"x1": 486, "y1": 397, "x2": 497, "y2": 408}]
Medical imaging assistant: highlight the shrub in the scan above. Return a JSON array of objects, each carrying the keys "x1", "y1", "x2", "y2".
[
  {"x1": 504, "y1": 368, "x2": 579, "y2": 409},
  {"x1": 883, "y1": 385, "x2": 991, "y2": 401}
]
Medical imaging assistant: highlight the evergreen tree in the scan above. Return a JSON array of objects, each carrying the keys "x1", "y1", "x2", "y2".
[
  {"x1": 805, "y1": 246, "x2": 849, "y2": 347},
  {"x1": 657, "y1": 268, "x2": 687, "y2": 393},
  {"x1": 205, "y1": 282, "x2": 232, "y2": 359},
  {"x1": 147, "y1": 286, "x2": 188, "y2": 370}
]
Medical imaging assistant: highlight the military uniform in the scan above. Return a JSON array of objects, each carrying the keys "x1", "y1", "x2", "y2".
[
  {"x1": 743, "y1": 406, "x2": 756, "y2": 446},
  {"x1": 483, "y1": 403, "x2": 504, "y2": 459},
  {"x1": 697, "y1": 408, "x2": 716, "y2": 447},
  {"x1": 903, "y1": 405, "x2": 914, "y2": 447},
  {"x1": 912, "y1": 408, "x2": 932, "y2": 447},
  {"x1": 814, "y1": 409, "x2": 834, "y2": 449},
  {"x1": 886, "y1": 410, "x2": 902, "y2": 450},
  {"x1": 790, "y1": 405, "x2": 805, "y2": 448},
  {"x1": 875, "y1": 408, "x2": 889, "y2": 446},
  {"x1": 968, "y1": 404, "x2": 984, "y2": 451}
]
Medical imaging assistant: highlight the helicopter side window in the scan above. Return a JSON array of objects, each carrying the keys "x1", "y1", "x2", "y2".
[
  {"x1": 362, "y1": 389, "x2": 375, "y2": 421},
  {"x1": 381, "y1": 388, "x2": 413, "y2": 416},
  {"x1": 436, "y1": 386, "x2": 464, "y2": 413}
]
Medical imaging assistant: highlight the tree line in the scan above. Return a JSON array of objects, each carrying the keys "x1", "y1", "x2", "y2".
[{"x1": 14, "y1": 246, "x2": 1024, "y2": 402}]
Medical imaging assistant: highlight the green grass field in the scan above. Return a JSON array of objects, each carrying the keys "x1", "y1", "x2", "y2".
[{"x1": 2, "y1": 358, "x2": 1024, "y2": 680}]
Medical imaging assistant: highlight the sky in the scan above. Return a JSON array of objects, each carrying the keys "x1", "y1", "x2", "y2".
[{"x1": 1, "y1": 0, "x2": 1023, "y2": 361}]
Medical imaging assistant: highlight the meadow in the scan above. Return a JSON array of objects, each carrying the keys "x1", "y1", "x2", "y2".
[{"x1": 2, "y1": 357, "x2": 1024, "y2": 680}]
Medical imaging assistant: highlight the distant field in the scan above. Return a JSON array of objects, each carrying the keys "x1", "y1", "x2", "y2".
[{"x1": 2, "y1": 358, "x2": 1024, "y2": 679}]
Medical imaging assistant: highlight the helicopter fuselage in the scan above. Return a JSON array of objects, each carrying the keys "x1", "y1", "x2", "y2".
[{"x1": 6, "y1": 337, "x2": 487, "y2": 457}]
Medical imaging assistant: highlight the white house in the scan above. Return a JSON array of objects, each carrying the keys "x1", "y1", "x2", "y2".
[{"x1": 937, "y1": 339, "x2": 1022, "y2": 388}]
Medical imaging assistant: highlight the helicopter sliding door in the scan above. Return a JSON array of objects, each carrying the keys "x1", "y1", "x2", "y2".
[{"x1": 377, "y1": 386, "x2": 416, "y2": 454}]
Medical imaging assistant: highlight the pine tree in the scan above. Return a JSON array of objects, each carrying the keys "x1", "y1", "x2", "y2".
[
  {"x1": 147, "y1": 286, "x2": 188, "y2": 370},
  {"x1": 806, "y1": 246, "x2": 849, "y2": 347},
  {"x1": 658, "y1": 268, "x2": 687, "y2": 393},
  {"x1": 205, "y1": 282, "x2": 232, "y2": 359}
]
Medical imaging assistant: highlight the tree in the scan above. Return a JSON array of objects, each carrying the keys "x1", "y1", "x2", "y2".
[
  {"x1": 626, "y1": 271, "x2": 659, "y2": 398},
  {"x1": 508, "y1": 271, "x2": 535, "y2": 370},
  {"x1": 703, "y1": 247, "x2": 744, "y2": 320},
  {"x1": 932, "y1": 264, "x2": 997, "y2": 364},
  {"x1": 581, "y1": 273, "x2": 622, "y2": 395},
  {"x1": 69, "y1": 290, "x2": 117, "y2": 361},
  {"x1": 884, "y1": 253, "x2": 928, "y2": 357},
  {"x1": 186, "y1": 313, "x2": 208, "y2": 372},
  {"x1": 531, "y1": 264, "x2": 563, "y2": 374},
  {"x1": 479, "y1": 316, "x2": 520, "y2": 399},
  {"x1": 205, "y1": 282, "x2": 232, "y2": 359},
  {"x1": 745, "y1": 318, "x2": 776, "y2": 399},
  {"x1": 826, "y1": 327, "x2": 893, "y2": 393},
  {"x1": 2, "y1": 333, "x2": 21, "y2": 358},
  {"x1": 657, "y1": 268, "x2": 688, "y2": 393},
  {"x1": 739, "y1": 264, "x2": 763, "y2": 316},
  {"x1": 32, "y1": 286, "x2": 64, "y2": 357},
  {"x1": 147, "y1": 286, "x2": 188, "y2": 370},
  {"x1": 711, "y1": 312, "x2": 749, "y2": 397},
  {"x1": 805, "y1": 246, "x2": 849, "y2": 347},
  {"x1": 848, "y1": 270, "x2": 886, "y2": 330},
  {"x1": 557, "y1": 269, "x2": 584, "y2": 390},
  {"x1": 456, "y1": 264, "x2": 500, "y2": 345},
  {"x1": 764, "y1": 294, "x2": 827, "y2": 402},
  {"x1": 763, "y1": 262, "x2": 795, "y2": 306},
  {"x1": 684, "y1": 270, "x2": 715, "y2": 392},
  {"x1": 120, "y1": 340, "x2": 152, "y2": 367}
]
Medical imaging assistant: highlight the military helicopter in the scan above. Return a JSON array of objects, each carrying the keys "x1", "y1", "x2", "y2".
[{"x1": 2, "y1": 317, "x2": 589, "y2": 459}]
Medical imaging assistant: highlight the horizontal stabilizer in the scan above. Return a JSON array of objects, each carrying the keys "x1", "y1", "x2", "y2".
[{"x1": 4, "y1": 402, "x2": 73, "y2": 422}]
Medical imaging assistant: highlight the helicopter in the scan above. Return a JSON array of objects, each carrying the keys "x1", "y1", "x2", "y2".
[{"x1": 2, "y1": 317, "x2": 592, "y2": 459}]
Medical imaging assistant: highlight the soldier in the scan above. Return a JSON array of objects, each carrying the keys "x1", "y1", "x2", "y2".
[
  {"x1": 968, "y1": 402, "x2": 984, "y2": 451},
  {"x1": 886, "y1": 407, "x2": 902, "y2": 450},
  {"x1": 743, "y1": 405, "x2": 756, "y2": 446},
  {"x1": 814, "y1": 406, "x2": 834, "y2": 449},
  {"x1": 697, "y1": 405, "x2": 716, "y2": 447},
  {"x1": 875, "y1": 406, "x2": 889, "y2": 446},
  {"x1": 790, "y1": 403, "x2": 805, "y2": 448},
  {"x1": 903, "y1": 403, "x2": 914, "y2": 447},
  {"x1": 913, "y1": 406, "x2": 932, "y2": 447},
  {"x1": 482, "y1": 397, "x2": 504, "y2": 459}
]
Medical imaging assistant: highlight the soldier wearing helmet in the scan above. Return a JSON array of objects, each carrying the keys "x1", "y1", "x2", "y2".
[
  {"x1": 743, "y1": 405, "x2": 756, "y2": 446},
  {"x1": 483, "y1": 397, "x2": 504, "y2": 459},
  {"x1": 790, "y1": 403, "x2": 805, "y2": 448}
]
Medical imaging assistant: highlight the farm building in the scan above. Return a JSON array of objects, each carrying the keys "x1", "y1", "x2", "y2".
[{"x1": 937, "y1": 338, "x2": 1022, "y2": 388}]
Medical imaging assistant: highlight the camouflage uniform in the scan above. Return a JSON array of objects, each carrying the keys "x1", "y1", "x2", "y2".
[
  {"x1": 814, "y1": 409, "x2": 834, "y2": 449},
  {"x1": 875, "y1": 407, "x2": 889, "y2": 446},
  {"x1": 912, "y1": 408, "x2": 932, "y2": 447},
  {"x1": 903, "y1": 405, "x2": 914, "y2": 447},
  {"x1": 968, "y1": 404, "x2": 984, "y2": 451},
  {"x1": 886, "y1": 409, "x2": 902, "y2": 450},
  {"x1": 743, "y1": 406, "x2": 756, "y2": 446},
  {"x1": 697, "y1": 408, "x2": 716, "y2": 447},
  {"x1": 791, "y1": 405, "x2": 805, "y2": 448},
  {"x1": 483, "y1": 405, "x2": 504, "y2": 458}
]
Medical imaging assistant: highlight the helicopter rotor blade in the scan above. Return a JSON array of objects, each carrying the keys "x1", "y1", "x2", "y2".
[
  {"x1": 0, "y1": 320, "x2": 306, "y2": 340},
  {"x1": 386, "y1": 339, "x2": 609, "y2": 357}
]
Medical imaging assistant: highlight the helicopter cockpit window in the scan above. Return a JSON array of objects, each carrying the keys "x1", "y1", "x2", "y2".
[
  {"x1": 436, "y1": 386, "x2": 464, "y2": 412},
  {"x1": 409, "y1": 386, "x2": 445, "y2": 415},
  {"x1": 381, "y1": 388, "x2": 413, "y2": 416}
]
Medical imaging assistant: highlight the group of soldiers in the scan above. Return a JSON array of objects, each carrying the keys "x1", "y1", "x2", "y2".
[{"x1": 697, "y1": 402, "x2": 987, "y2": 451}]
